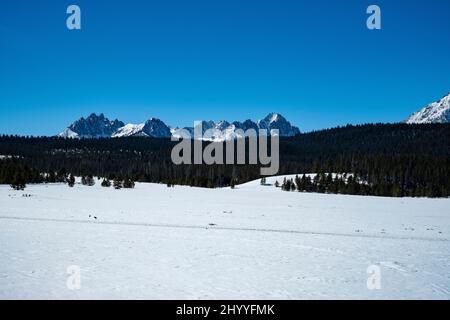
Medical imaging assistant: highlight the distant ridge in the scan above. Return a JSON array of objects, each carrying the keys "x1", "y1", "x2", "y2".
[{"x1": 58, "y1": 113, "x2": 300, "y2": 140}]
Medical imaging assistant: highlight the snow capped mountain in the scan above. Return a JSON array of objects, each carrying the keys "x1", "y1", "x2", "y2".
[
  {"x1": 172, "y1": 114, "x2": 300, "y2": 141},
  {"x1": 112, "y1": 118, "x2": 171, "y2": 138},
  {"x1": 141, "y1": 118, "x2": 172, "y2": 138},
  {"x1": 405, "y1": 93, "x2": 450, "y2": 124},
  {"x1": 215, "y1": 120, "x2": 231, "y2": 131},
  {"x1": 58, "y1": 128, "x2": 80, "y2": 139},
  {"x1": 111, "y1": 123, "x2": 146, "y2": 138},
  {"x1": 257, "y1": 113, "x2": 300, "y2": 136},
  {"x1": 58, "y1": 113, "x2": 124, "y2": 138},
  {"x1": 59, "y1": 112, "x2": 300, "y2": 140}
]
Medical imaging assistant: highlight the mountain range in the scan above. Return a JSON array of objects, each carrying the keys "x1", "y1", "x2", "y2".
[
  {"x1": 58, "y1": 112, "x2": 300, "y2": 140},
  {"x1": 58, "y1": 93, "x2": 450, "y2": 140}
]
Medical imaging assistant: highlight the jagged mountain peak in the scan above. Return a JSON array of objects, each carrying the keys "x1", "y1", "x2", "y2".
[
  {"x1": 59, "y1": 112, "x2": 300, "y2": 140},
  {"x1": 264, "y1": 112, "x2": 284, "y2": 123},
  {"x1": 257, "y1": 112, "x2": 300, "y2": 136},
  {"x1": 142, "y1": 118, "x2": 172, "y2": 137},
  {"x1": 59, "y1": 113, "x2": 124, "y2": 138},
  {"x1": 88, "y1": 112, "x2": 104, "y2": 119},
  {"x1": 215, "y1": 120, "x2": 231, "y2": 131},
  {"x1": 406, "y1": 93, "x2": 450, "y2": 124},
  {"x1": 112, "y1": 118, "x2": 171, "y2": 138}
]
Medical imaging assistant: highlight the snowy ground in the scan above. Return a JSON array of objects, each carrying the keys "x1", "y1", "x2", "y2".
[{"x1": 0, "y1": 177, "x2": 449, "y2": 299}]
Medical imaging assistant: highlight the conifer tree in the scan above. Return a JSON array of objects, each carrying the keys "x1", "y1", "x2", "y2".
[
  {"x1": 88, "y1": 174, "x2": 95, "y2": 186},
  {"x1": 101, "y1": 178, "x2": 111, "y2": 187},
  {"x1": 295, "y1": 175, "x2": 301, "y2": 191},
  {"x1": 123, "y1": 177, "x2": 135, "y2": 189},
  {"x1": 290, "y1": 178, "x2": 296, "y2": 191},
  {"x1": 68, "y1": 174, "x2": 75, "y2": 187},
  {"x1": 113, "y1": 177, "x2": 123, "y2": 189},
  {"x1": 10, "y1": 172, "x2": 26, "y2": 190}
]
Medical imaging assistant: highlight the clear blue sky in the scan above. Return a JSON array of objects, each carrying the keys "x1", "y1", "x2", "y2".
[{"x1": 1, "y1": 0, "x2": 449, "y2": 135}]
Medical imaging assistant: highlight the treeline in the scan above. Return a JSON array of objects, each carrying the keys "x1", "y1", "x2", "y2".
[
  {"x1": 280, "y1": 172, "x2": 446, "y2": 198},
  {"x1": 0, "y1": 160, "x2": 137, "y2": 190},
  {"x1": 0, "y1": 158, "x2": 44, "y2": 190},
  {"x1": 0, "y1": 123, "x2": 449, "y2": 197}
]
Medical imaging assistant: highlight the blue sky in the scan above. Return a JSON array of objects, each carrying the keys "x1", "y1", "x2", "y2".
[{"x1": 0, "y1": 0, "x2": 449, "y2": 135}]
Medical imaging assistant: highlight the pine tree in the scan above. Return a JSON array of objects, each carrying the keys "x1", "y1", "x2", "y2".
[
  {"x1": 274, "y1": 180, "x2": 280, "y2": 188},
  {"x1": 123, "y1": 177, "x2": 135, "y2": 189},
  {"x1": 68, "y1": 174, "x2": 75, "y2": 187},
  {"x1": 304, "y1": 175, "x2": 312, "y2": 192},
  {"x1": 101, "y1": 178, "x2": 111, "y2": 187},
  {"x1": 86, "y1": 174, "x2": 95, "y2": 186},
  {"x1": 46, "y1": 171, "x2": 56, "y2": 183},
  {"x1": 281, "y1": 177, "x2": 287, "y2": 190},
  {"x1": 113, "y1": 178, "x2": 123, "y2": 189},
  {"x1": 295, "y1": 175, "x2": 301, "y2": 191},
  {"x1": 290, "y1": 178, "x2": 296, "y2": 191},
  {"x1": 56, "y1": 168, "x2": 67, "y2": 183},
  {"x1": 10, "y1": 172, "x2": 26, "y2": 190}
]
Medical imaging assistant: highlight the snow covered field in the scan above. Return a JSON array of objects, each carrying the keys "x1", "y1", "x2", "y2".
[{"x1": 0, "y1": 177, "x2": 449, "y2": 299}]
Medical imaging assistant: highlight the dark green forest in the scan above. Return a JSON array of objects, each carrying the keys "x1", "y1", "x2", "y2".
[{"x1": 0, "y1": 123, "x2": 449, "y2": 197}]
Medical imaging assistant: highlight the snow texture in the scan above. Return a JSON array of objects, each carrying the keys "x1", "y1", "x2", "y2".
[{"x1": 0, "y1": 177, "x2": 449, "y2": 299}]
